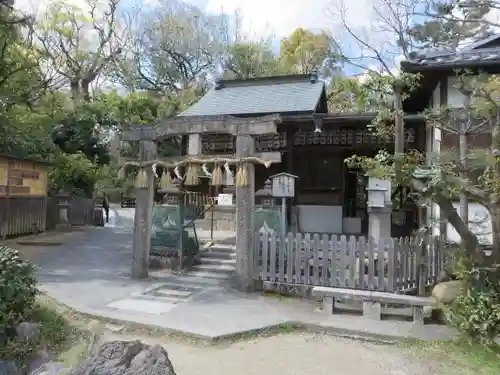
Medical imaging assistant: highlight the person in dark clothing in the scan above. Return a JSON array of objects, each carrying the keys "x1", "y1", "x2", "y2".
[{"x1": 102, "y1": 193, "x2": 110, "y2": 223}]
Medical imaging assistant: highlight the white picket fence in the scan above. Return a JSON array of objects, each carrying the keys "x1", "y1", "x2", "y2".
[{"x1": 254, "y1": 232, "x2": 446, "y2": 293}]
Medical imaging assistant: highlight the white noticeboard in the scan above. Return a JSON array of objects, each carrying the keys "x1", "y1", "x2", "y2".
[
  {"x1": 271, "y1": 174, "x2": 296, "y2": 198},
  {"x1": 217, "y1": 193, "x2": 233, "y2": 206}
]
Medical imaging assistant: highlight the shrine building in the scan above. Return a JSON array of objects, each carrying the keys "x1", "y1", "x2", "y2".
[{"x1": 176, "y1": 72, "x2": 425, "y2": 237}]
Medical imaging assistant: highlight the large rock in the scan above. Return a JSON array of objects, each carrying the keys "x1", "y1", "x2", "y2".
[
  {"x1": 67, "y1": 340, "x2": 177, "y2": 375},
  {"x1": 432, "y1": 280, "x2": 463, "y2": 305},
  {"x1": 16, "y1": 322, "x2": 41, "y2": 343}
]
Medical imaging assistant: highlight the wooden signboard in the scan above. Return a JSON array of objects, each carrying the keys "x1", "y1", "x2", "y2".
[{"x1": 201, "y1": 127, "x2": 417, "y2": 154}]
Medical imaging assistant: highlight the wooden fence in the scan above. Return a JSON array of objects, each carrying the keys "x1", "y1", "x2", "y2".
[
  {"x1": 0, "y1": 196, "x2": 47, "y2": 238},
  {"x1": 255, "y1": 232, "x2": 446, "y2": 294},
  {"x1": 0, "y1": 195, "x2": 97, "y2": 238}
]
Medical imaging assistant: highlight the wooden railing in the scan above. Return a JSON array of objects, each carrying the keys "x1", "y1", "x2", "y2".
[{"x1": 255, "y1": 232, "x2": 446, "y2": 294}]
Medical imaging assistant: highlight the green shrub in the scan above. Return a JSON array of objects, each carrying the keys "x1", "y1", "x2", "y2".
[
  {"x1": 0, "y1": 246, "x2": 38, "y2": 329},
  {"x1": 446, "y1": 268, "x2": 500, "y2": 347},
  {"x1": 0, "y1": 302, "x2": 76, "y2": 364},
  {"x1": 445, "y1": 246, "x2": 474, "y2": 278}
]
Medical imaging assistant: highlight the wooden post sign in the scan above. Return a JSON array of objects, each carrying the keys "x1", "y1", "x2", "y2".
[
  {"x1": 270, "y1": 173, "x2": 298, "y2": 198},
  {"x1": 269, "y1": 173, "x2": 298, "y2": 242}
]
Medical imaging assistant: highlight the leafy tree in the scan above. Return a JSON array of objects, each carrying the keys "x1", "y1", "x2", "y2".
[
  {"x1": 327, "y1": 0, "x2": 487, "y2": 259},
  {"x1": 0, "y1": 3, "x2": 49, "y2": 107},
  {"x1": 425, "y1": 74, "x2": 500, "y2": 260},
  {"x1": 280, "y1": 27, "x2": 340, "y2": 80},
  {"x1": 0, "y1": 2, "x2": 58, "y2": 159},
  {"x1": 327, "y1": 76, "x2": 379, "y2": 112},
  {"x1": 49, "y1": 151, "x2": 100, "y2": 196},
  {"x1": 222, "y1": 41, "x2": 284, "y2": 79},
  {"x1": 51, "y1": 100, "x2": 112, "y2": 166},
  {"x1": 114, "y1": 0, "x2": 222, "y2": 93},
  {"x1": 33, "y1": 0, "x2": 124, "y2": 101},
  {"x1": 0, "y1": 103, "x2": 57, "y2": 159}
]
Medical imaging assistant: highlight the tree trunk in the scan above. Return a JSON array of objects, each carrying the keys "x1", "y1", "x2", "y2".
[
  {"x1": 459, "y1": 131, "x2": 469, "y2": 228},
  {"x1": 435, "y1": 194, "x2": 481, "y2": 260},
  {"x1": 490, "y1": 205, "x2": 500, "y2": 262},
  {"x1": 393, "y1": 83, "x2": 405, "y2": 156},
  {"x1": 70, "y1": 80, "x2": 80, "y2": 102},
  {"x1": 412, "y1": 179, "x2": 481, "y2": 260},
  {"x1": 81, "y1": 80, "x2": 91, "y2": 102},
  {"x1": 491, "y1": 123, "x2": 500, "y2": 260}
]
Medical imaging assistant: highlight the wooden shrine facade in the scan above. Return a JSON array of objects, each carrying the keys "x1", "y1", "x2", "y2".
[
  {"x1": 201, "y1": 123, "x2": 417, "y2": 154},
  {"x1": 193, "y1": 113, "x2": 425, "y2": 237}
]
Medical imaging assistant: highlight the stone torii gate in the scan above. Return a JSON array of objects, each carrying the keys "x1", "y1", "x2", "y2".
[{"x1": 121, "y1": 114, "x2": 282, "y2": 291}]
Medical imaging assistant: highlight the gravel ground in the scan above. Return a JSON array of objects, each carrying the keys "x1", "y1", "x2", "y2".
[{"x1": 102, "y1": 332, "x2": 438, "y2": 375}]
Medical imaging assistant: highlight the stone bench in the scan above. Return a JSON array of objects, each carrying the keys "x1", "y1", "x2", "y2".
[{"x1": 312, "y1": 286, "x2": 436, "y2": 324}]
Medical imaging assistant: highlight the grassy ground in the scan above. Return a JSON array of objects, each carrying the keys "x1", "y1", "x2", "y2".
[
  {"x1": 402, "y1": 339, "x2": 500, "y2": 375},
  {"x1": 3, "y1": 293, "x2": 499, "y2": 375},
  {"x1": 0, "y1": 295, "x2": 96, "y2": 370}
]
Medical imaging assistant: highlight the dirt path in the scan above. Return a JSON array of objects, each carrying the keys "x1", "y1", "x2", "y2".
[{"x1": 101, "y1": 332, "x2": 437, "y2": 375}]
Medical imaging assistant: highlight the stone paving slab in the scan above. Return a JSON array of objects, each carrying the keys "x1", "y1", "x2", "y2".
[
  {"x1": 48, "y1": 283, "x2": 457, "y2": 342},
  {"x1": 32, "y1": 214, "x2": 457, "y2": 343},
  {"x1": 73, "y1": 298, "x2": 292, "y2": 340}
]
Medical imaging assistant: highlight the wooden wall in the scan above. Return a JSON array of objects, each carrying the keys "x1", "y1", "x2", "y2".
[
  {"x1": 0, "y1": 156, "x2": 49, "y2": 196},
  {"x1": 0, "y1": 156, "x2": 49, "y2": 238}
]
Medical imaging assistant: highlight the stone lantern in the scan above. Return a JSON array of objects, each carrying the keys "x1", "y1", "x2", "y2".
[
  {"x1": 366, "y1": 177, "x2": 392, "y2": 242},
  {"x1": 55, "y1": 192, "x2": 72, "y2": 231},
  {"x1": 255, "y1": 179, "x2": 275, "y2": 207}
]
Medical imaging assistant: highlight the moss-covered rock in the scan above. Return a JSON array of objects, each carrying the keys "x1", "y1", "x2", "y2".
[{"x1": 432, "y1": 280, "x2": 463, "y2": 305}]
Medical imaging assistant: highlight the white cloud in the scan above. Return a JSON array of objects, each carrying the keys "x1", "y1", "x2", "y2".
[
  {"x1": 16, "y1": 0, "x2": 377, "y2": 40},
  {"x1": 204, "y1": 0, "x2": 375, "y2": 39},
  {"x1": 486, "y1": 7, "x2": 500, "y2": 31}
]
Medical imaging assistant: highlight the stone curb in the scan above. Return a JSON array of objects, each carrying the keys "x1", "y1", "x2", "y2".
[
  {"x1": 70, "y1": 306, "x2": 418, "y2": 345},
  {"x1": 76, "y1": 307, "x2": 304, "y2": 343},
  {"x1": 44, "y1": 294, "x2": 453, "y2": 345},
  {"x1": 16, "y1": 240, "x2": 64, "y2": 246}
]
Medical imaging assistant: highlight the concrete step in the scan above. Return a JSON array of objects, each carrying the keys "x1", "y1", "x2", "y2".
[
  {"x1": 199, "y1": 250, "x2": 236, "y2": 260},
  {"x1": 183, "y1": 270, "x2": 233, "y2": 279},
  {"x1": 192, "y1": 263, "x2": 236, "y2": 273},
  {"x1": 162, "y1": 274, "x2": 230, "y2": 286},
  {"x1": 208, "y1": 244, "x2": 236, "y2": 253},
  {"x1": 199, "y1": 257, "x2": 236, "y2": 266},
  {"x1": 187, "y1": 263, "x2": 235, "y2": 280}
]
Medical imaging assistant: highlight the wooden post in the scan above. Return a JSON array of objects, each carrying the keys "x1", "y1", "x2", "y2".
[
  {"x1": 132, "y1": 140, "x2": 157, "y2": 279},
  {"x1": 235, "y1": 134, "x2": 256, "y2": 291},
  {"x1": 286, "y1": 130, "x2": 294, "y2": 229}
]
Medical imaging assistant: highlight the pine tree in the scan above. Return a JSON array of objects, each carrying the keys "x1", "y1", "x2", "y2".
[{"x1": 409, "y1": 0, "x2": 494, "y2": 50}]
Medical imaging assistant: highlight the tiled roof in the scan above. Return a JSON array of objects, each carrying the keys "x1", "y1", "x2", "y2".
[
  {"x1": 178, "y1": 74, "x2": 326, "y2": 117},
  {"x1": 403, "y1": 34, "x2": 500, "y2": 69},
  {"x1": 406, "y1": 47, "x2": 500, "y2": 67}
]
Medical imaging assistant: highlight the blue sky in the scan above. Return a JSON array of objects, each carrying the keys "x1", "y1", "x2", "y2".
[
  {"x1": 123, "y1": 0, "x2": 374, "y2": 42},
  {"x1": 15, "y1": 0, "x2": 440, "y2": 77}
]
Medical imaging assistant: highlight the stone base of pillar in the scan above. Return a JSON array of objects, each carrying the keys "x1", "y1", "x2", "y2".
[{"x1": 368, "y1": 206, "x2": 392, "y2": 242}]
